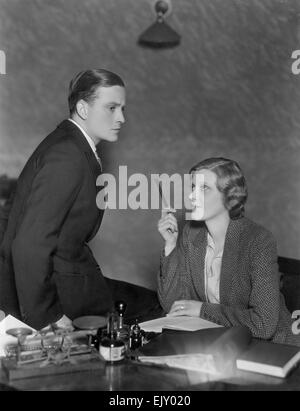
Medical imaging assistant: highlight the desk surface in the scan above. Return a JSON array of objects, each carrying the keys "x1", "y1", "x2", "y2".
[
  {"x1": 0, "y1": 358, "x2": 299, "y2": 391},
  {"x1": 0, "y1": 325, "x2": 299, "y2": 391}
]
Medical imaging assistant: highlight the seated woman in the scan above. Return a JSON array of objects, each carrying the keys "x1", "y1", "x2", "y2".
[{"x1": 157, "y1": 157, "x2": 299, "y2": 346}]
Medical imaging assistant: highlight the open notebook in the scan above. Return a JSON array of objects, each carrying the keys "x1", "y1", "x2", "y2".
[
  {"x1": 236, "y1": 340, "x2": 300, "y2": 378},
  {"x1": 139, "y1": 315, "x2": 222, "y2": 333},
  {"x1": 138, "y1": 327, "x2": 252, "y2": 376},
  {"x1": 138, "y1": 325, "x2": 300, "y2": 379}
]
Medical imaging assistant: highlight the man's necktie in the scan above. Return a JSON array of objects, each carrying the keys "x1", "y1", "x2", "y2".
[{"x1": 95, "y1": 147, "x2": 103, "y2": 170}]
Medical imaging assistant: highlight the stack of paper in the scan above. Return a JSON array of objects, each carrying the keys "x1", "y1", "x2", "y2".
[
  {"x1": 139, "y1": 316, "x2": 222, "y2": 333},
  {"x1": 0, "y1": 315, "x2": 36, "y2": 357}
]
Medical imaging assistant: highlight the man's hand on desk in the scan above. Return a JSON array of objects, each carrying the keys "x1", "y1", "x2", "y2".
[
  {"x1": 167, "y1": 300, "x2": 203, "y2": 317},
  {"x1": 54, "y1": 315, "x2": 73, "y2": 330},
  {"x1": 41, "y1": 315, "x2": 74, "y2": 332}
]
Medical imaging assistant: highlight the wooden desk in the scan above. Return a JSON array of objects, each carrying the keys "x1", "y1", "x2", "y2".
[
  {"x1": 0, "y1": 324, "x2": 299, "y2": 391},
  {"x1": 0, "y1": 357, "x2": 299, "y2": 391}
]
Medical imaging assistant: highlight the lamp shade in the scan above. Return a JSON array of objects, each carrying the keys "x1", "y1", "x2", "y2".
[
  {"x1": 138, "y1": 0, "x2": 181, "y2": 49},
  {"x1": 138, "y1": 19, "x2": 181, "y2": 48}
]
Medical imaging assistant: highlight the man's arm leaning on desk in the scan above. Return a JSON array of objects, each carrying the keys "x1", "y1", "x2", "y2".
[{"x1": 11, "y1": 146, "x2": 83, "y2": 330}]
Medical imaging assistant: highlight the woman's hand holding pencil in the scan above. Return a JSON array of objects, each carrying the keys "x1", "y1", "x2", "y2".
[
  {"x1": 158, "y1": 208, "x2": 178, "y2": 256},
  {"x1": 156, "y1": 179, "x2": 178, "y2": 256}
]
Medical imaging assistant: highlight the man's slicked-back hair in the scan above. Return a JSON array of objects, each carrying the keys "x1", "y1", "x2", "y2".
[
  {"x1": 190, "y1": 157, "x2": 248, "y2": 220},
  {"x1": 68, "y1": 69, "x2": 125, "y2": 116}
]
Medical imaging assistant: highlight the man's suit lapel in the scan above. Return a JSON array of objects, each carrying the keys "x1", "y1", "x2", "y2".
[
  {"x1": 57, "y1": 120, "x2": 104, "y2": 241},
  {"x1": 57, "y1": 120, "x2": 102, "y2": 180},
  {"x1": 219, "y1": 219, "x2": 242, "y2": 305}
]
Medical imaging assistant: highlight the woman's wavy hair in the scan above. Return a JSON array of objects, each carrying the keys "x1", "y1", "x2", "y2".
[{"x1": 189, "y1": 157, "x2": 248, "y2": 220}]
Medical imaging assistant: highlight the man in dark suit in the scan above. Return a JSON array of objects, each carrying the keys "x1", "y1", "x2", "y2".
[{"x1": 0, "y1": 69, "x2": 128, "y2": 329}]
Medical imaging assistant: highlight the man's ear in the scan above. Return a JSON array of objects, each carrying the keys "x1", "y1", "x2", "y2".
[{"x1": 76, "y1": 100, "x2": 88, "y2": 120}]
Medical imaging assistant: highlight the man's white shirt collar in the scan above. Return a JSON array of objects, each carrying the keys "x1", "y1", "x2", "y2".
[{"x1": 68, "y1": 118, "x2": 98, "y2": 157}]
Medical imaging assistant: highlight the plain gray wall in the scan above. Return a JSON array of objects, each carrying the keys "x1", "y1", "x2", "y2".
[{"x1": 0, "y1": 0, "x2": 299, "y2": 289}]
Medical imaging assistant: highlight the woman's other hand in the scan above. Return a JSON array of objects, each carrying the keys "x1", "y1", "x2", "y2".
[{"x1": 167, "y1": 300, "x2": 203, "y2": 317}]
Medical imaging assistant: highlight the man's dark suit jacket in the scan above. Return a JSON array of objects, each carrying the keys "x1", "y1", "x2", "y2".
[
  {"x1": 158, "y1": 217, "x2": 299, "y2": 347},
  {"x1": 0, "y1": 120, "x2": 113, "y2": 329}
]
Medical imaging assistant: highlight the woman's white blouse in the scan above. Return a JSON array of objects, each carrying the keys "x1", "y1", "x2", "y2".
[{"x1": 204, "y1": 233, "x2": 223, "y2": 304}]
